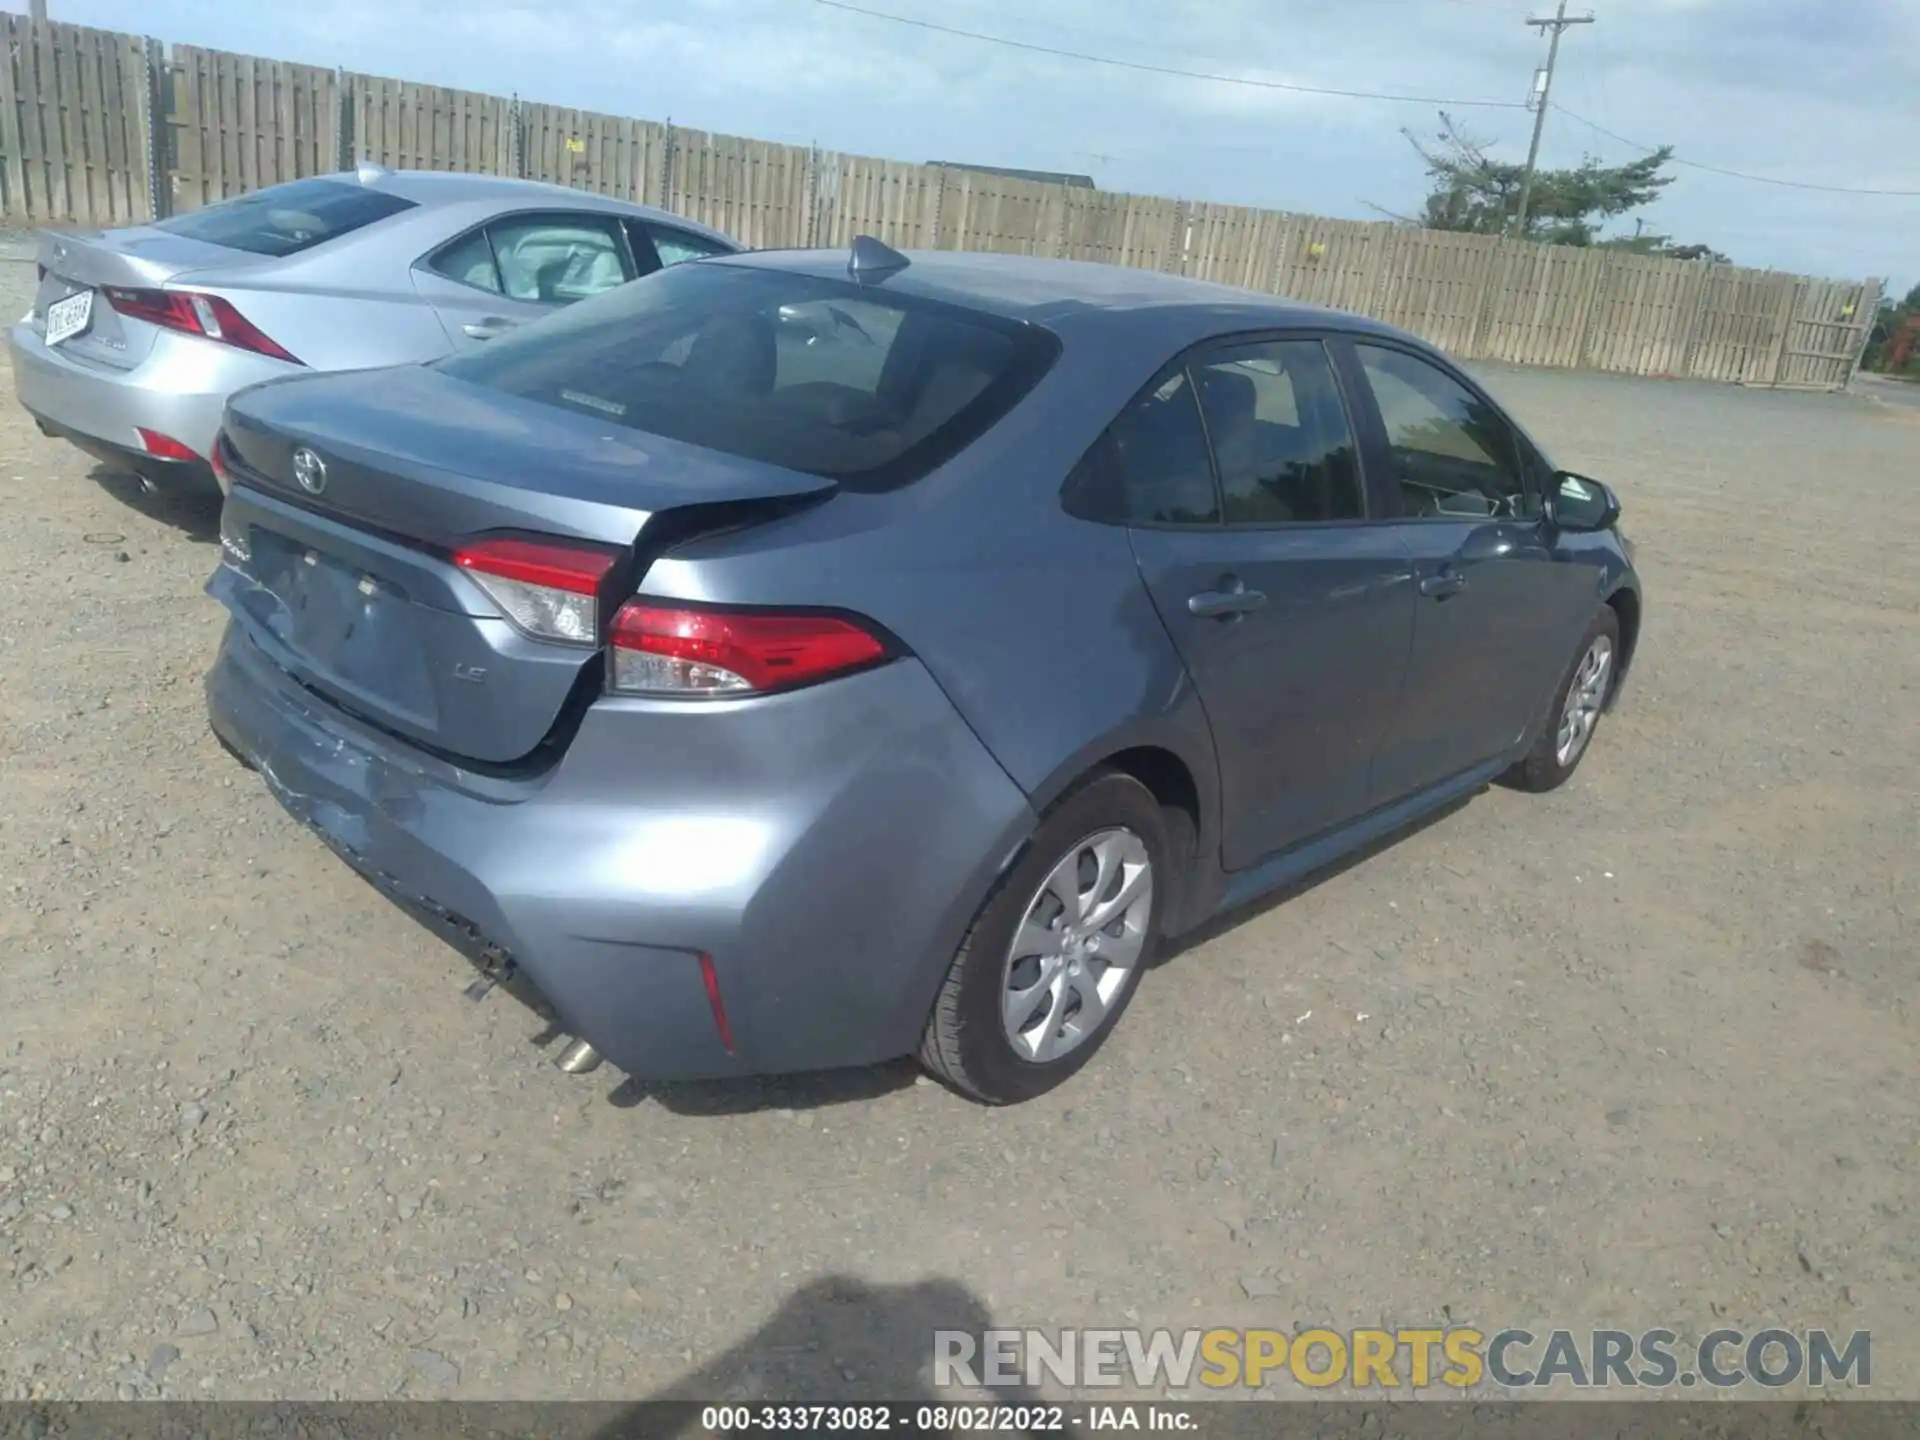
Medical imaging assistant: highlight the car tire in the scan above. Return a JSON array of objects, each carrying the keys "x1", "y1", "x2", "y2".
[
  {"x1": 1505, "y1": 606, "x2": 1622, "y2": 793},
  {"x1": 919, "y1": 770, "x2": 1170, "y2": 1105}
]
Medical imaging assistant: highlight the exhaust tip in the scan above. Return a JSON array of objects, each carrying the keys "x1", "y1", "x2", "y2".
[{"x1": 554, "y1": 1038, "x2": 602, "y2": 1075}]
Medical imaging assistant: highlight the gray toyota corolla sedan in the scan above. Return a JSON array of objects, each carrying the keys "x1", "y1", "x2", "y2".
[
  {"x1": 204, "y1": 238, "x2": 1642, "y2": 1104},
  {"x1": 11, "y1": 165, "x2": 738, "y2": 496}
]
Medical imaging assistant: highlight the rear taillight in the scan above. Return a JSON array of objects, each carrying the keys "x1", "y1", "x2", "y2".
[
  {"x1": 453, "y1": 537, "x2": 617, "y2": 646},
  {"x1": 102, "y1": 286, "x2": 301, "y2": 364},
  {"x1": 607, "y1": 602, "x2": 888, "y2": 697},
  {"x1": 135, "y1": 427, "x2": 199, "y2": 462},
  {"x1": 209, "y1": 430, "x2": 231, "y2": 485}
]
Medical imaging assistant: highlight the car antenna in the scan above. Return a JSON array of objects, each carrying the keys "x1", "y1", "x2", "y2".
[
  {"x1": 355, "y1": 158, "x2": 393, "y2": 184},
  {"x1": 847, "y1": 234, "x2": 909, "y2": 284}
]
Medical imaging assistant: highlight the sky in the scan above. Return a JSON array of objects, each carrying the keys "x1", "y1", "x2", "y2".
[{"x1": 50, "y1": 0, "x2": 1920, "y2": 295}]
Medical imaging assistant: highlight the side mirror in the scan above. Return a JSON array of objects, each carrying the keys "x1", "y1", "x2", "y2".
[{"x1": 1545, "y1": 471, "x2": 1621, "y2": 533}]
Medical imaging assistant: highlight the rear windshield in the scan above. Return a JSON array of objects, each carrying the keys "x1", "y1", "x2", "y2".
[
  {"x1": 434, "y1": 261, "x2": 1060, "y2": 491},
  {"x1": 153, "y1": 177, "x2": 416, "y2": 258}
]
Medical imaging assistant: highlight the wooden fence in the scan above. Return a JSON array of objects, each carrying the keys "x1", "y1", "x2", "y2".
[
  {"x1": 0, "y1": 14, "x2": 151, "y2": 229},
  {"x1": 159, "y1": 45, "x2": 338, "y2": 213},
  {"x1": 0, "y1": 13, "x2": 1882, "y2": 390}
]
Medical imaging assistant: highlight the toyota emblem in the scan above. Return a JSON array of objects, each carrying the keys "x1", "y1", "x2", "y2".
[{"x1": 291, "y1": 446, "x2": 327, "y2": 495}]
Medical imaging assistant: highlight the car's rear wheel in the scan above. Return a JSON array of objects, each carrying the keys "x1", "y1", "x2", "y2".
[
  {"x1": 1506, "y1": 606, "x2": 1621, "y2": 793},
  {"x1": 919, "y1": 770, "x2": 1168, "y2": 1104}
]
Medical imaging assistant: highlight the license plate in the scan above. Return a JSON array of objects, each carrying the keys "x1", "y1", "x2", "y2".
[
  {"x1": 279, "y1": 549, "x2": 436, "y2": 727},
  {"x1": 44, "y1": 289, "x2": 92, "y2": 347}
]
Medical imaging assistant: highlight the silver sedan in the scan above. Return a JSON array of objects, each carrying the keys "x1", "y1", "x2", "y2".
[{"x1": 9, "y1": 165, "x2": 740, "y2": 495}]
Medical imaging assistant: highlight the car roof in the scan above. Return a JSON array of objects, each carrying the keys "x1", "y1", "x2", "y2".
[
  {"x1": 341, "y1": 169, "x2": 738, "y2": 247},
  {"x1": 714, "y1": 246, "x2": 1414, "y2": 347}
]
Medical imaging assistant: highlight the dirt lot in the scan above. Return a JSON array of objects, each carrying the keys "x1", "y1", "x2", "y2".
[{"x1": 0, "y1": 276, "x2": 1915, "y2": 1403}]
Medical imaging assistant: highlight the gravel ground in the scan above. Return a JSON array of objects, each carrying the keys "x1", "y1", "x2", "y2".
[{"x1": 0, "y1": 279, "x2": 1915, "y2": 1405}]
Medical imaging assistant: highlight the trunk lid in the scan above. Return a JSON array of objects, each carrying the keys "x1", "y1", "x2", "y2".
[
  {"x1": 33, "y1": 226, "x2": 248, "y2": 370},
  {"x1": 213, "y1": 364, "x2": 837, "y2": 766}
]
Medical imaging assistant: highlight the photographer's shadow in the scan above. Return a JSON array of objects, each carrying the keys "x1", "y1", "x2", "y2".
[{"x1": 592, "y1": 1276, "x2": 1071, "y2": 1440}]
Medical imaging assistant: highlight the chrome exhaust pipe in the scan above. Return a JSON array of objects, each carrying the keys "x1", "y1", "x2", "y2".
[{"x1": 554, "y1": 1038, "x2": 602, "y2": 1075}]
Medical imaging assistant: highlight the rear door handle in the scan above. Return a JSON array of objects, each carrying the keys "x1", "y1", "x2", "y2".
[
  {"x1": 1188, "y1": 585, "x2": 1268, "y2": 618},
  {"x1": 462, "y1": 316, "x2": 517, "y2": 340},
  {"x1": 1418, "y1": 571, "x2": 1468, "y2": 599}
]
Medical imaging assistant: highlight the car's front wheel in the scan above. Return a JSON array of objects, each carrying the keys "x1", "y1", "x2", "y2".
[
  {"x1": 1506, "y1": 606, "x2": 1621, "y2": 792},
  {"x1": 919, "y1": 770, "x2": 1168, "y2": 1104}
]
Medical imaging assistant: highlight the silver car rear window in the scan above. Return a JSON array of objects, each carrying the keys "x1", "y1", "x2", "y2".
[
  {"x1": 153, "y1": 177, "x2": 417, "y2": 258},
  {"x1": 434, "y1": 262, "x2": 1060, "y2": 492}
]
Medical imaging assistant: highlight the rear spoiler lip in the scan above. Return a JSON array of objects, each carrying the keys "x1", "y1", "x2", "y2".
[{"x1": 35, "y1": 225, "x2": 242, "y2": 290}]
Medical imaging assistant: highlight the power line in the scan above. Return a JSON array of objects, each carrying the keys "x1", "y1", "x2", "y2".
[
  {"x1": 810, "y1": 0, "x2": 1530, "y2": 109},
  {"x1": 854, "y1": 0, "x2": 1516, "y2": 78},
  {"x1": 811, "y1": 0, "x2": 1920, "y2": 201},
  {"x1": 1551, "y1": 102, "x2": 1920, "y2": 197}
]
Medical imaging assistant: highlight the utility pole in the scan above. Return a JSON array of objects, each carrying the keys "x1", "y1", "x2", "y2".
[{"x1": 1511, "y1": 0, "x2": 1594, "y2": 237}]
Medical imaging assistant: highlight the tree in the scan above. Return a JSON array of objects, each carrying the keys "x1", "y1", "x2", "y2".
[
  {"x1": 1394, "y1": 112, "x2": 1726, "y2": 260},
  {"x1": 1862, "y1": 282, "x2": 1920, "y2": 376},
  {"x1": 1595, "y1": 232, "x2": 1732, "y2": 265}
]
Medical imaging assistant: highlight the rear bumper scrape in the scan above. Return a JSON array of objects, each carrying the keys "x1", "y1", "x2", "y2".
[{"x1": 205, "y1": 619, "x2": 1038, "y2": 1081}]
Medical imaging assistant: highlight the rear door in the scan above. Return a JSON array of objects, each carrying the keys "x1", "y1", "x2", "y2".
[
  {"x1": 1341, "y1": 339, "x2": 1577, "y2": 801},
  {"x1": 1118, "y1": 336, "x2": 1418, "y2": 871},
  {"x1": 414, "y1": 210, "x2": 641, "y2": 350}
]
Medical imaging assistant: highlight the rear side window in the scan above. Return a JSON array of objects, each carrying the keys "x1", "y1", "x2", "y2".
[
  {"x1": 430, "y1": 229, "x2": 502, "y2": 293},
  {"x1": 427, "y1": 214, "x2": 637, "y2": 302},
  {"x1": 1192, "y1": 340, "x2": 1362, "y2": 524},
  {"x1": 488, "y1": 214, "x2": 633, "y2": 302},
  {"x1": 435, "y1": 262, "x2": 1060, "y2": 491},
  {"x1": 1064, "y1": 369, "x2": 1219, "y2": 525},
  {"x1": 153, "y1": 177, "x2": 415, "y2": 258}
]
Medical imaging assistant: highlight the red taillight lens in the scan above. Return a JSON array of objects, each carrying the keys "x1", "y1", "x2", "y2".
[
  {"x1": 104, "y1": 286, "x2": 197, "y2": 331},
  {"x1": 135, "y1": 427, "x2": 199, "y2": 462},
  {"x1": 209, "y1": 430, "x2": 231, "y2": 483},
  {"x1": 453, "y1": 536, "x2": 618, "y2": 646},
  {"x1": 102, "y1": 286, "x2": 301, "y2": 364},
  {"x1": 607, "y1": 602, "x2": 888, "y2": 697}
]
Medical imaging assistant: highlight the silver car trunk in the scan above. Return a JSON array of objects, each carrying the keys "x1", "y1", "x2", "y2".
[
  {"x1": 211, "y1": 365, "x2": 836, "y2": 766},
  {"x1": 32, "y1": 227, "x2": 249, "y2": 371}
]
